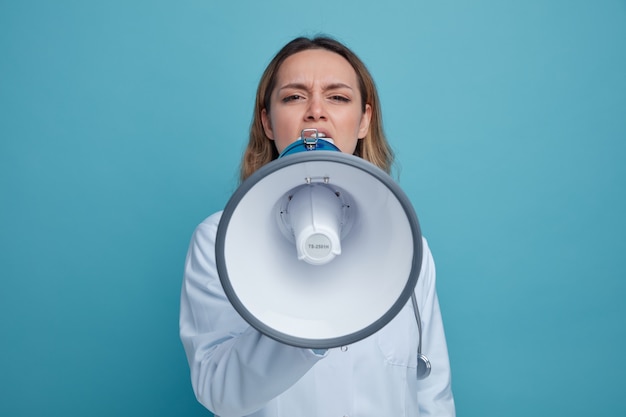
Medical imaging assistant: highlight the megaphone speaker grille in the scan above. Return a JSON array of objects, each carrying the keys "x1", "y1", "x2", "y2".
[{"x1": 216, "y1": 151, "x2": 422, "y2": 349}]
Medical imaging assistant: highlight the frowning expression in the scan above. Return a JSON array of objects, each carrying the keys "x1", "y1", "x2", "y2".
[{"x1": 261, "y1": 49, "x2": 372, "y2": 155}]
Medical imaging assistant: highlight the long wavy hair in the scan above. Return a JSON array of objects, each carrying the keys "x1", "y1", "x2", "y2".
[{"x1": 240, "y1": 35, "x2": 393, "y2": 182}]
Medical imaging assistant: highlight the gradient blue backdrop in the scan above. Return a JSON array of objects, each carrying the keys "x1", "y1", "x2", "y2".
[{"x1": 1, "y1": 1, "x2": 624, "y2": 416}]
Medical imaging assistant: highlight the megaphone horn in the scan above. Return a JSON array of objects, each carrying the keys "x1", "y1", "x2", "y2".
[{"x1": 215, "y1": 134, "x2": 422, "y2": 349}]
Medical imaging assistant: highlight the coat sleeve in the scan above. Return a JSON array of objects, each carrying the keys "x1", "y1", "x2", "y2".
[
  {"x1": 415, "y1": 239, "x2": 456, "y2": 416},
  {"x1": 179, "y1": 213, "x2": 324, "y2": 416}
]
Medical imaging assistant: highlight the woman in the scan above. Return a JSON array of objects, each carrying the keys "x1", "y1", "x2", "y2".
[{"x1": 180, "y1": 35, "x2": 455, "y2": 416}]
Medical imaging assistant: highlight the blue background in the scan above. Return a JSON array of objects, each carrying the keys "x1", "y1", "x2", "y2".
[{"x1": 1, "y1": 1, "x2": 625, "y2": 416}]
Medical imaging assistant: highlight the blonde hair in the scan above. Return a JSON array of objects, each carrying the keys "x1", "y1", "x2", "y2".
[{"x1": 240, "y1": 36, "x2": 393, "y2": 182}]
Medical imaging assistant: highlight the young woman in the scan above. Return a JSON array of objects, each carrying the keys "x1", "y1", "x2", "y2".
[{"x1": 180, "y1": 36, "x2": 455, "y2": 416}]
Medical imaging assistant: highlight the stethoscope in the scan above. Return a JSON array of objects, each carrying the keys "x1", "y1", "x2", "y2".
[{"x1": 411, "y1": 292, "x2": 432, "y2": 380}]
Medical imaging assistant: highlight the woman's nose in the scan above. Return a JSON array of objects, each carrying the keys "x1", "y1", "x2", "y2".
[{"x1": 305, "y1": 95, "x2": 326, "y2": 120}]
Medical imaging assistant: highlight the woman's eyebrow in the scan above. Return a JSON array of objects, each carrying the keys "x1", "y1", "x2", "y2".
[
  {"x1": 323, "y1": 82, "x2": 354, "y2": 91},
  {"x1": 277, "y1": 82, "x2": 309, "y2": 92}
]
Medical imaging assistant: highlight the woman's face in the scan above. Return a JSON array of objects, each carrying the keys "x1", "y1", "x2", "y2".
[{"x1": 261, "y1": 49, "x2": 372, "y2": 155}]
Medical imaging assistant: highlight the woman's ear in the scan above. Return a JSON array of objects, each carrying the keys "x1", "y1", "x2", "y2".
[
  {"x1": 261, "y1": 109, "x2": 274, "y2": 140},
  {"x1": 358, "y1": 104, "x2": 372, "y2": 139}
]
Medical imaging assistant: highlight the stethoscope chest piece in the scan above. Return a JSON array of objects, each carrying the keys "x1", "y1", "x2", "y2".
[{"x1": 416, "y1": 353, "x2": 432, "y2": 380}]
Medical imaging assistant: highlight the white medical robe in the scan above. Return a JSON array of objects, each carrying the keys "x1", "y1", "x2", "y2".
[{"x1": 180, "y1": 212, "x2": 455, "y2": 416}]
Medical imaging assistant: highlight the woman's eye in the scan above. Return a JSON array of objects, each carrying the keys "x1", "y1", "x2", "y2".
[
  {"x1": 282, "y1": 94, "x2": 303, "y2": 103},
  {"x1": 330, "y1": 95, "x2": 350, "y2": 102}
]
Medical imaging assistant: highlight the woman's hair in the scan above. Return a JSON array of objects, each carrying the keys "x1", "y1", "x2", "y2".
[{"x1": 240, "y1": 35, "x2": 394, "y2": 182}]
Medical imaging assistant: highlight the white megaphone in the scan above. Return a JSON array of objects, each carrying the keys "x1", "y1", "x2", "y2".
[{"x1": 215, "y1": 129, "x2": 423, "y2": 350}]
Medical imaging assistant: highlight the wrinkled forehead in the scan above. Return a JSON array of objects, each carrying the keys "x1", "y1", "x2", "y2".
[{"x1": 273, "y1": 49, "x2": 361, "y2": 93}]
